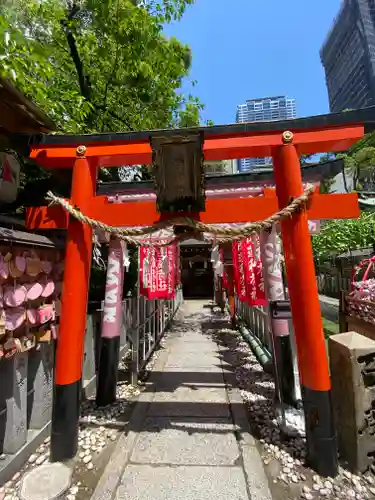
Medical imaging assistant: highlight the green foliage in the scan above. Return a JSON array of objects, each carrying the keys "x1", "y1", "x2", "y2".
[
  {"x1": 0, "y1": 0, "x2": 203, "y2": 215},
  {"x1": 0, "y1": 0, "x2": 201, "y2": 137},
  {"x1": 312, "y1": 212, "x2": 375, "y2": 261}
]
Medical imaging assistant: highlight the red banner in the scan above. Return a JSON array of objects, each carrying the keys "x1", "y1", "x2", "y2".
[
  {"x1": 232, "y1": 241, "x2": 247, "y2": 301},
  {"x1": 174, "y1": 244, "x2": 181, "y2": 287},
  {"x1": 139, "y1": 244, "x2": 176, "y2": 299},
  {"x1": 234, "y1": 238, "x2": 267, "y2": 307},
  {"x1": 220, "y1": 249, "x2": 228, "y2": 289},
  {"x1": 166, "y1": 244, "x2": 176, "y2": 299}
]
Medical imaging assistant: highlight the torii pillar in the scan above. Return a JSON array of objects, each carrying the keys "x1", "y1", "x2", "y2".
[
  {"x1": 51, "y1": 145, "x2": 97, "y2": 462},
  {"x1": 273, "y1": 131, "x2": 337, "y2": 477}
]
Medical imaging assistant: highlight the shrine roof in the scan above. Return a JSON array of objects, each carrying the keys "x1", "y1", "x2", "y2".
[
  {"x1": 29, "y1": 106, "x2": 375, "y2": 146},
  {"x1": 0, "y1": 77, "x2": 56, "y2": 134}
]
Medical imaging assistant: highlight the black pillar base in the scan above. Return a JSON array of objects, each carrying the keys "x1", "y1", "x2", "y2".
[
  {"x1": 51, "y1": 379, "x2": 81, "y2": 462},
  {"x1": 96, "y1": 336, "x2": 120, "y2": 407},
  {"x1": 301, "y1": 385, "x2": 338, "y2": 477},
  {"x1": 274, "y1": 335, "x2": 297, "y2": 407}
]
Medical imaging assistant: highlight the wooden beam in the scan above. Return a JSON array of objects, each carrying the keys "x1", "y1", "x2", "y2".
[
  {"x1": 30, "y1": 125, "x2": 365, "y2": 169},
  {"x1": 25, "y1": 191, "x2": 360, "y2": 230}
]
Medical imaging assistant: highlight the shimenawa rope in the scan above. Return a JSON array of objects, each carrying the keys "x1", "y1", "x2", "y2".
[{"x1": 45, "y1": 185, "x2": 314, "y2": 247}]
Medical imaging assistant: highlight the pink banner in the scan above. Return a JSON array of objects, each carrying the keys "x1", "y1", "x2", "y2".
[
  {"x1": 140, "y1": 244, "x2": 176, "y2": 299},
  {"x1": 260, "y1": 228, "x2": 289, "y2": 336},
  {"x1": 139, "y1": 246, "x2": 151, "y2": 298},
  {"x1": 252, "y1": 235, "x2": 267, "y2": 306},
  {"x1": 175, "y1": 244, "x2": 181, "y2": 286},
  {"x1": 167, "y1": 244, "x2": 176, "y2": 299},
  {"x1": 221, "y1": 248, "x2": 228, "y2": 289},
  {"x1": 102, "y1": 239, "x2": 125, "y2": 339}
]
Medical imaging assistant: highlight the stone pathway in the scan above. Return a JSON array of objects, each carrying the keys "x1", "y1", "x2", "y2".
[{"x1": 91, "y1": 300, "x2": 272, "y2": 500}]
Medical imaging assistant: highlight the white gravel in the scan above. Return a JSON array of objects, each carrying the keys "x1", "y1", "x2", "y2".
[
  {"x1": 5, "y1": 303, "x2": 375, "y2": 500},
  {"x1": 0, "y1": 327, "x2": 171, "y2": 500},
  {"x1": 208, "y1": 308, "x2": 375, "y2": 500}
]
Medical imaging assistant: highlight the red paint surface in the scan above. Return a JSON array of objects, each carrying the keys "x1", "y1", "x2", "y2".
[
  {"x1": 273, "y1": 143, "x2": 331, "y2": 392},
  {"x1": 25, "y1": 190, "x2": 360, "y2": 230},
  {"x1": 54, "y1": 156, "x2": 97, "y2": 386}
]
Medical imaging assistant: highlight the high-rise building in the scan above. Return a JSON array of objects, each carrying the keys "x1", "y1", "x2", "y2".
[
  {"x1": 204, "y1": 159, "x2": 237, "y2": 176},
  {"x1": 320, "y1": 0, "x2": 375, "y2": 113},
  {"x1": 236, "y1": 96, "x2": 296, "y2": 172}
]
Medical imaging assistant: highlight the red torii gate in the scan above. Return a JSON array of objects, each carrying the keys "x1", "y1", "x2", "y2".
[{"x1": 25, "y1": 107, "x2": 374, "y2": 477}]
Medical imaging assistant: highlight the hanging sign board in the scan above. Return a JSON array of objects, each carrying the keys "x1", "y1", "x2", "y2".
[
  {"x1": 269, "y1": 300, "x2": 292, "y2": 319},
  {"x1": 0, "y1": 153, "x2": 20, "y2": 204}
]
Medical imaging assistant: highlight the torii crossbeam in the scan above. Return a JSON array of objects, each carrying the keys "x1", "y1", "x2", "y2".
[{"x1": 25, "y1": 107, "x2": 375, "y2": 477}]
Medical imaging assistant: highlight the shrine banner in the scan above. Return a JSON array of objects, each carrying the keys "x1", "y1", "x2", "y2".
[
  {"x1": 220, "y1": 249, "x2": 228, "y2": 289},
  {"x1": 232, "y1": 241, "x2": 247, "y2": 302},
  {"x1": 252, "y1": 235, "x2": 267, "y2": 306},
  {"x1": 166, "y1": 243, "x2": 176, "y2": 299},
  {"x1": 174, "y1": 244, "x2": 181, "y2": 287},
  {"x1": 139, "y1": 244, "x2": 176, "y2": 299},
  {"x1": 139, "y1": 246, "x2": 152, "y2": 298},
  {"x1": 242, "y1": 238, "x2": 267, "y2": 307}
]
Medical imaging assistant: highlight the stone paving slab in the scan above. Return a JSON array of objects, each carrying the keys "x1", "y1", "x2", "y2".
[
  {"x1": 115, "y1": 465, "x2": 249, "y2": 500},
  {"x1": 170, "y1": 330, "x2": 214, "y2": 339},
  {"x1": 131, "y1": 417, "x2": 240, "y2": 465},
  {"x1": 148, "y1": 386, "x2": 230, "y2": 418},
  {"x1": 92, "y1": 301, "x2": 272, "y2": 500},
  {"x1": 154, "y1": 369, "x2": 227, "y2": 390},
  {"x1": 170, "y1": 340, "x2": 218, "y2": 351},
  {"x1": 161, "y1": 364, "x2": 233, "y2": 374},
  {"x1": 164, "y1": 351, "x2": 223, "y2": 368}
]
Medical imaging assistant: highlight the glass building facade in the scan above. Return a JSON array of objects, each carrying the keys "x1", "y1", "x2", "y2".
[
  {"x1": 320, "y1": 0, "x2": 375, "y2": 112},
  {"x1": 236, "y1": 96, "x2": 296, "y2": 173}
]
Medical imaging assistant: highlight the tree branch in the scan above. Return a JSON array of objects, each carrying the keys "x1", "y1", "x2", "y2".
[
  {"x1": 101, "y1": 0, "x2": 121, "y2": 131},
  {"x1": 61, "y1": 3, "x2": 91, "y2": 100}
]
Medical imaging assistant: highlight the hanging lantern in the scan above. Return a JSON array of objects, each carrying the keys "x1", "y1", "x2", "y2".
[
  {"x1": 150, "y1": 132, "x2": 205, "y2": 213},
  {"x1": 0, "y1": 152, "x2": 20, "y2": 203}
]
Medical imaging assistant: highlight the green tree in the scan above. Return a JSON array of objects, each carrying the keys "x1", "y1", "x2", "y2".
[
  {"x1": 0, "y1": 0, "x2": 203, "y2": 209},
  {"x1": 337, "y1": 145, "x2": 375, "y2": 192},
  {"x1": 333, "y1": 131, "x2": 375, "y2": 192},
  {"x1": 0, "y1": 0, "x2": 202, "y2": 151}
]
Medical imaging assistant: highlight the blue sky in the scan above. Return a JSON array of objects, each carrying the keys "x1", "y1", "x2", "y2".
[{"x1": 164, "y1": 0, "x2": 342, "y2": 125}]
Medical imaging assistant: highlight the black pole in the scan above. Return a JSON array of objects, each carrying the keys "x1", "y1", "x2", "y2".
[
  {"x1": 301, "y1": 386, "x2": 338, "y2": 476},
  {"x1": 274, "y1": 334, "x2": 299, "y2": 407},
  {"x1": 51, "y1": 379, "x2": 81, "y2": 461},
  {"x1": 96, "y1": 336, "x2": 121, "y2": 407},
  {"x1": 95, "y1": 238, "x2": 126, "y2": 407}
]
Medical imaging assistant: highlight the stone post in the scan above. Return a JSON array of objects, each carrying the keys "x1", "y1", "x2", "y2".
[
  {"x1": 329, "y1": 331, "x2": 375, "y2": 473},
  {"x1": 0, "y1": 354, "x2": 28, "y2": 454},
  {"x1": 27, "y1": 344, "x2": 54, "y2": 430}
]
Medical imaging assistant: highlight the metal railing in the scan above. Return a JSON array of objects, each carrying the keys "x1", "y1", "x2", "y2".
[
  {"x1": 235, "y1": 298, "x2": 272, "y2": 353},
  {"x1": 235, "y1": 296, "x2": 302, "y2": 403},
  {"x1": 123, "y1": 287, "x2": 183, "y2": 382}
]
